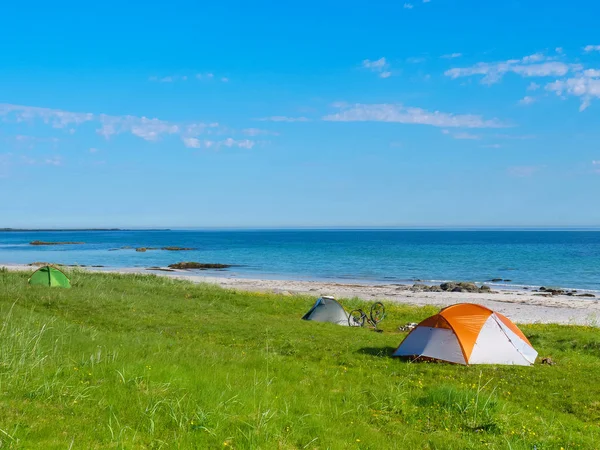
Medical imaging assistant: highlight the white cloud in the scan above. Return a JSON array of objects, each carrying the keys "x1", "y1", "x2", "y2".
[
  {"x1": 404, "y1": 3, "x2": 414, "y2": 8},
  {"x1": 257, "y1": 116, "x2": 311, "y2": 122},
  {"x1": 361, "y1": 58, "x2": 392, "y2": 78},
  {"x1": 44, "y1": 157, "x2": 62, "y2": 166},
  {"x1": 584, "y1": 45, "x2": 600, "y2": 53},
  {"x1": 242, "y1": 128, "x2": 279, "y2": 136},
  {"x1": 508, "y1": 166, "x2": 541, "y2": 177},
  {"x1": 0, "y1": 103, "x2": 93, "y2": 128},
  {"x1": 97, "y1": 114, "x2": 180, "y2": 141},
  {"x1": 527, "y1": 82, "x2": 541, "y2": 91},
  {"x1": 546, "y1": 71, "x2": 600, "y2": 111},
  {"x1": 452, "y1": 132, "x2": 481, "y2": 140},
  {"x1": 183, "y1": 138, "x2": 255, "y2": 150},
  {"x1": 322, "y1": 103, "x2": 507, "y2": 128},
  {"x1": 519, "y1": 96, "x2": 536, "y2": 106},
  {"x1": 0, "y1": 103, "x2": 250, "y2": 150},
  {"x1": 441, "y1": 129, "x2": 480, "y2": 139},
  {"x1": 442, "y1": 53, "x2": 462, "y2": 59},
  {"x1": 445, "y1": 53, "x2": 574, "y2": 84},
  {"x1": 182, "y1": 137, "x2": 202, "y2": 148},
  {"x1": 151, "y1": 73, "x2": 227, "y2": 82}
]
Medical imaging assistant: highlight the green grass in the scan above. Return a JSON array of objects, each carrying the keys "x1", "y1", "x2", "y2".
[{"x1": 0, "y1": 268, "x2": 598, "y2": 449}]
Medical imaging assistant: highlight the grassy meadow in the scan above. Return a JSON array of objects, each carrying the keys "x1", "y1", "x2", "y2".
[{"x1": 0, "y1": 268, "x2": 598, "y2": 449}]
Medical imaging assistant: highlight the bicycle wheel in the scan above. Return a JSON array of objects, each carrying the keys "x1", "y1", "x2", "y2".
[
  {"x1": 370, "y1": 302, "x2": 385, "y2": 324},
  {"x1": 349, "y1": 309, "x2": 366, "y2": 327}
]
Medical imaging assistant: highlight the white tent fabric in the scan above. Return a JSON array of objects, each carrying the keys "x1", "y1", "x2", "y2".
[
  {"x1": 395, "y1": 327, "x2": 466, "y2": 364},
  {"x1": 302, "y1": 296, "x2": 349, "y2": 326},
  {"x1": 393, "y1": 304, "x2": 538, "y2": 366}
]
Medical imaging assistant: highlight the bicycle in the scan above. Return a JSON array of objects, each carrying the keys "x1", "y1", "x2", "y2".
[{"x1": 348, "y1": 302, "x2": 386, "y2": 331}]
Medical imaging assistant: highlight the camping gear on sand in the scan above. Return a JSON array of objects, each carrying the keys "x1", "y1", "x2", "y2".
[
  {"x1": 28, "y1": 265, "x2": 71, "y2": 288},
  {"x1": 302, "y1": 296, "x2": 349, "y2": 326},
  {"x1": 393, "y1": 303, "x2": 537, "y2": 366}
]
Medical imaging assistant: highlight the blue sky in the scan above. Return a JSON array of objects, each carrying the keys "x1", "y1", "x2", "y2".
[{"x1": 1, "y1": 0, "x2": 599, "y2": 228}]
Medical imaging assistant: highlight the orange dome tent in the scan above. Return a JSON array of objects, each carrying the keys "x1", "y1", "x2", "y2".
[{"x1": 393, "y1": 303, "x2": 537, "y2": 366}]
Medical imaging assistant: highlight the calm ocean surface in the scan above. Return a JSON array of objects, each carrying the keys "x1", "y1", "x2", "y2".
[{"x1": 1, "y1": 230, "x2": 599, "y2": 291}]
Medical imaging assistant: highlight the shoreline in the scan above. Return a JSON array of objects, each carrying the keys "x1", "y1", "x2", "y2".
[{"x1": 3, "y1": 263, "x2": 599, "y2": 326}]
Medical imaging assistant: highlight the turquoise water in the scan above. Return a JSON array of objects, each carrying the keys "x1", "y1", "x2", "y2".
[{"x1": 1, "y1": 230, "x2": 599, "y2": 291}]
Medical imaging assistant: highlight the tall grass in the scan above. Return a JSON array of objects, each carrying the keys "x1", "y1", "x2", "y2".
[{"x1": 0, "y1": 269, "x2": 597, "y2": 448}]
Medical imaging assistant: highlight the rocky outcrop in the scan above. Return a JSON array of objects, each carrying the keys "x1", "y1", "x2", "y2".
[
  {"x1": 168, "y1": 262, "x2": 231, "y2": 270},
  {"x1": 30, "y1": 241, "x2": 84, "y2": 246},
  {"x1": 411, "y1": 282, "x2": 493, "y2": 293}
]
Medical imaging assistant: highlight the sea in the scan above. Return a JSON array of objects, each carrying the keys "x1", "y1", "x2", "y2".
[{"x1": 1, "y1": 229, "x2": 599, "y2": 292}]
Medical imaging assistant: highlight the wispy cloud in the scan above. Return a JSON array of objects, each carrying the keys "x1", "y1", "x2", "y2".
[
  {"x1": 441, "y1": 53, "x2": 462, "y2": 59},
  {"x1": 584, "y1": 45, "x2": 600, "y2": 53},
  {"x1": 508, "y1": 166, "x2": 542, "y2": 177},
  {"x1": 403, "y1": 3, "x2": 414, "y2": 9},
  {"x1": 97, "y1": 115, "x2": 180, "y2": 141},
  {"x1": 0, "y1": 103, "x2": 254, "y2": 150},
  {"x1": 149, "y1": 73, "x2": 228, "y2": 82},
  {"x1": 257, "y1": 116, "x2": 311, "y2": 122},
  {"x1": 545, "y1": 70, "x2": 600, "y2": 111},
  {"x1": 149, "y1": 75, "x2": 188, "y2": 83},
  {"x1": 0, "y1": 103, "x2": 93, "y2": 129},
  {"x1": 182, "y1": 137, "x2": 255, "y2": 150},
  {"x1": 482, "y1": 144, "x2": 502, "y2": 149},
  {"x1": 519, "y1": 96, "x2": 536, "y2": 106},
  {"x1": 445, "y1": 53, "x2": 576, "y2": 84},
  {"x1": 527, "y1": 82, "x2": 541, "y2": 91},
  {"x1": 242, "y1": 128, "x2": 279, "y2": 136},
  {"x1": 323, "y1": 103, "x2": 508, "y2": 128},
  {"x1": 361, "y1": 58, "x2": 392, "y2": 78},
  {"x1": 441, "y1": 129, "x2": 480, "y2": 139}
]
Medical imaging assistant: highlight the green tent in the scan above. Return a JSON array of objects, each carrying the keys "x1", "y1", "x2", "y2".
[{"x1": 28, "y1": 266, "x2": 71, "y2": 288}]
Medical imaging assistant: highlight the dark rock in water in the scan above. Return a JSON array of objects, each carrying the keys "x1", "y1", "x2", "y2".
[
  {"x1": 576, "y1": 293, "x2": 596, "y2": 298},
  {"x1": 168, "y1": 262, "x2": 232, "y2": 270},
  {"x1": 91, "y1": 265, "x2": 105, "y2": 267},
  {"x1": 503, "y1": 279, "x2": 512, "y2": 282},
  {"x1": 490, "y1": 278, "x2": 503, "y2": 282},
  {"x1": 539, "y1": 287, "x2": 547, "y2": 291},
  {"x1": 136, "y1": 248, "x2": 147, "y2": 252},
  {"x1": 30, "y1": 240, "x2": 84, "y2": 246},
  {"x1": 161, "y1": 246, "x2": 195, "y2": 251},
  {"x1": 523, "y1": 287, "x2": 529, "y2": 290}
]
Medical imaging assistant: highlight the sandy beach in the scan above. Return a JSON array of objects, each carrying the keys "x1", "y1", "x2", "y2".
[{"x1": 4, "y1": 263, "x2": 599, "y2": 326}]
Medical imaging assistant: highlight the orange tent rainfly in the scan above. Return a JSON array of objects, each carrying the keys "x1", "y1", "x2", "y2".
[{"x1": 393, "y1": 303, "x2": 537, "y2": 366}]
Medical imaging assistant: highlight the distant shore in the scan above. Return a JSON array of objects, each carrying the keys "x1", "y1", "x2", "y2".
[{"x1": 3, "y1": 263, "x2": 599, "y2": 326}]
